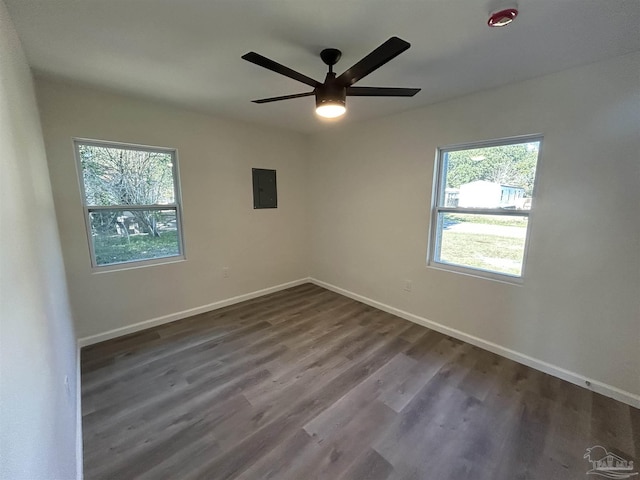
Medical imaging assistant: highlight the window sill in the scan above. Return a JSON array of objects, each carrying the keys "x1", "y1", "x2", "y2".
[
  {"x1": 91, "y1": 255, "x2": 186, "y2": 274},
  {"x1": 426, "y1": 261, "x2": 524, "y2": 285}
]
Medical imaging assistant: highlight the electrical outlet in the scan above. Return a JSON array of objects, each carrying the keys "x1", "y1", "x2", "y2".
[
  {"x1": 223, "y1": 267, "x2": 230, "y2": 278},
  {"x1": 403, "y1": 280, "x2": 412, "y2": 292}
]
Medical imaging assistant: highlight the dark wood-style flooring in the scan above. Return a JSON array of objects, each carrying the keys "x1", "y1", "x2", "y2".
[{"x1": 81, "y1": 283, "x2": 639, "y2": 479}]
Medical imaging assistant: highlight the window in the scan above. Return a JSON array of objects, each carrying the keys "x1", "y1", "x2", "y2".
[
  {"x1": 75, "y1": 139, "x2": 185, "y2": 269},
  {"x1": 429, "y1": 136, "x2": 542, "y2": 281}
]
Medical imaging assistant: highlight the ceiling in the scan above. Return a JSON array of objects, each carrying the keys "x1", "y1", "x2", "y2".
[{"x1": 6, "y1": 0, "x2": 640, "y2": 133}]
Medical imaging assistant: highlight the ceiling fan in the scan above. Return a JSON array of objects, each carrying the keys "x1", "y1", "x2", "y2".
[{"x1": 241, "y1": 37, "x2": 420, "y2": 119}]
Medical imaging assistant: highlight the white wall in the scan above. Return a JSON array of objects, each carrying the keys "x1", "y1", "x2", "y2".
[
  {"x1": 36, "y1": 78, "x2": 310, "y2": 340},
  {"x1": 308, "y1": 53, "x2": 640, "y2": 402},
  {"x1": 0, "y1": 2, "x2": 79, "y2": 479},
  {"x1": 33, "y1": 51, "x2": 639, "y2": 405}
]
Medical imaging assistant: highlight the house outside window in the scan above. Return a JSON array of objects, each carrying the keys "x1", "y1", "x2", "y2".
[
  {"x1": 74, "y1": 139, "x2": 185, "y2": 270},
  {"x1": 428, "y1": 135, "x2": 542, "y2": 281}
]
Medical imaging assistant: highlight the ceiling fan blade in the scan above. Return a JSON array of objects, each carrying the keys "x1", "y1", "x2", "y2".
[
  {"x1": 242, "y1": 52, "x2": 321, "y2": 88},
  {"x1": 252, "y1": 92, "x2": 315, "y2": 104},
  {"x1": 346, "y1": 86, "x2": 421, "y2": 97},
  {"x1": 336, "y1": 37, "x2": 411, "y2": 87}
]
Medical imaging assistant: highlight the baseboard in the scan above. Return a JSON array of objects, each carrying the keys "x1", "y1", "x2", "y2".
[
  {"x1": 309, "y1": 277, "x2": 640, "y2": 409},
  {"x1": 77, "y1": 278, "x2": 310, "y2": 347},
  {"x1": 75, "y1": 344, "x2": 83, "y2": 480},
  {"x1": 75, "y1": 275, "x2": 638, "y2": 408}
]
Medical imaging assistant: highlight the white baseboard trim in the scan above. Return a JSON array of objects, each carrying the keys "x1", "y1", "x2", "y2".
[
  {"x1": 309, "y1": 277, "x2": 640, "y2": 409},
  {"x1": 75, "y1": 344, "x2": 83, "y2": 480},
  {"x1": 77, "y1": 278, "x2": 310, "y2": 347},
  {"x1": 75, "y1": 275, "x2": 638, "y2": 408}
]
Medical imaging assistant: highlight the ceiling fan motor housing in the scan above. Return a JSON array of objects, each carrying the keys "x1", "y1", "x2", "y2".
[{"x1": 316, "y1": 72, "x2": 346, "y2": 108}]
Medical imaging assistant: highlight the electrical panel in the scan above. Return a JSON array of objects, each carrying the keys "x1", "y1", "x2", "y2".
[{"x1": 252, "y1": 168, "x2": 277, "y2": 209}]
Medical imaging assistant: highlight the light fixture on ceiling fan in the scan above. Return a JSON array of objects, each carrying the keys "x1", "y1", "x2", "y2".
[
  {"x1": 314, "y1": 48, "x2": 347, "y2": 118},
  {"x1": 241, "y1": 37, "x2": 421, "y2": 119}
]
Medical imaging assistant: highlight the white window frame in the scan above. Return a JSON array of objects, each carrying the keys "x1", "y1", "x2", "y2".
[
  {"x1": 73, "y1": 138, "x2": 186, "y2": 272},
  {"x1": 428, "y1": 134, "x2": 543, "y2": 283}
]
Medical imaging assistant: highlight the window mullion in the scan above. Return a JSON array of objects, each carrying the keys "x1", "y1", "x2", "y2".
[
  {"x1": 87, "y1": 204, "x2": 178, "y2": 212},
  {"x1": 436, "y1": 207, "x2": 530, "y2": 217}
]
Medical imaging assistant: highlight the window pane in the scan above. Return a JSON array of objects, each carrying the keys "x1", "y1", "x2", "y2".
[
  {"x1": 89, "y1": 209, "x2": 180, "y2": 266},
  {"x1": 79, "y1": 144, "x2": 175, "y2": 206},
  {"x1": 436, "y1": 213, "x2": 528, "y2": 276},
  {"x1": 441, "y1": 141, "x2": 539, "y2": 209}
]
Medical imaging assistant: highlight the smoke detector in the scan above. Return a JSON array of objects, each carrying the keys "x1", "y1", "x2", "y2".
[{"x1": 488, "y1": 6, "x2": 519, "y2": 27}]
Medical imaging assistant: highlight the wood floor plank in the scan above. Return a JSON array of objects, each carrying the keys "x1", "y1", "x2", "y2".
[
  {"x1": 81, "y1": 283, "x2": 638, "y2": 480},
  {"x1": 379, "y1": 332, "x2": 459, "y2": 412},
  {"x1": 190, "y1": 337, "x2": 410, "y2": 480},
  {"x1": 303, "y1": 353, "x2": 416, "y2": 442},
  {"x1": 336, "y1": 448, "x2": 394, "y2": 480},
  {"x1": 589, "y1": 391, "x2": 637, "y2": 459},
  {"x1": 232, "y1": 428, "x2": 320, "y2": 480},
  {"x1": 83, "y1": 356, "x2": 277, "y2": 461},
  {"x1": 373, "y1": 343, "x2": 480, "y2": 466},
  {"x1": 295, "y1": 400, "x2": 398, "y2": 480}
]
